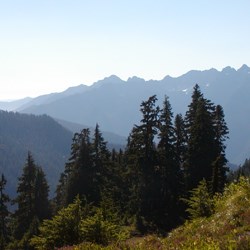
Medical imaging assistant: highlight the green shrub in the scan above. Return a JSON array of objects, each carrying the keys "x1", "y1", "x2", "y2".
[
  {"x1": 30, "y1": 196, "x2": 88, "y2": 249},
  {"x1": 184, "y1": 179, "x2": 214, "y2": 219},
  {"x1": 80, "y1": 208, "x2": 129, "y2": 245}
]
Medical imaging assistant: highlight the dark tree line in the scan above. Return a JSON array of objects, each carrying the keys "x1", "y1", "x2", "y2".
[
  {"x1": 54, "y1": 84, "x2": 229, "y2": 233},
  {"x1": 0, "y1": 84, "x2": 230, "y2": 249}
]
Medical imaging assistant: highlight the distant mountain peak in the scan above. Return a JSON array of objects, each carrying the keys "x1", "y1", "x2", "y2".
[
  {"x1": 162, "y1": 75, "x2": 173, "y2": 81},
  {"x1": 103, "y1": 75, "x2": 122, "y2": 82},
  {"x1": 221, "y1": 66, "x2": 236, "y2": 74},
  {"x1": 237, "y1": 64, "x2": 250, "y2": 73},
  {"x1": 127, "y1": 76, "x2": 145, "y2": 83},
  {"x1": 208, "y1": 68, "x2": 219, "y2": 72},
  {"x1": 92, "y1": 75, "x2": 123, "y2": 88}
]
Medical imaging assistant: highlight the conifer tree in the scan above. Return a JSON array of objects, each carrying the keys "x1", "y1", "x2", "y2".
[
  {"x1": 157, "y1": 96, "x2": 182, "y2": 228},
  {"x1": 211, "y1": 105, "x2": 229, "y2": 193},
  {"x1": 185, "y1": 179, "x2": 214, "y2": 219},
  {"x1": 92, "y1": 124, "x2": 111, "y2": 204},
  {"x1": 184, "y1": 86, "x2": 216, "y2": 190},
  {"x1": 139, "y1": 95, "x2": 160, "y2": 161},
  {"x1": 66, "y1": 129, "x2": 94, "y2": 204},
  {"x1": 14, "y1": 152, "x2": 37, "y2": 240},
  {"x1": 0, "y1": 174, "x2": 10, "y2": 248},
  {"x1": 93, "y1": 124, "x2": 110, "y2": 164},
  {"x1": 126, "y1": 95, "x2": 160, "y2": 230},
  {"x1": 34, "y1": 167, "x2": 50, "y2": 221},
  {"x1": 55, "y1": 132, "x2": 82, "y2": 209},
  {"x1": 184, "y1": 85, "x2": 229, "y2": 195},
  {"x1": 174, "y1": 113, "x2": 186, "y2": 167},
  {"x1": 213, "y1": 105, "x2": 228, "y2": 155},
  {"x1": 14, "y1": 152, "x2": 50, "y2": 243},
  {"x1": 185, "y1": 84, "x2": 204, "y2": 132},
  {"x1": 158, "y1": 96, "x2": 175, "y2": 153}
]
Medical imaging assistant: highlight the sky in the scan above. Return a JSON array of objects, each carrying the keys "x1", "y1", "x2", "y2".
[{"x1": 0, "y1": 0, "x2": 250, "y2": 100}]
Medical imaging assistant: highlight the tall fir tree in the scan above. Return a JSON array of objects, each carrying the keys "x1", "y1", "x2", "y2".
[
  {"x1": 184, "y1": 85, "x2": 229, "y2": 194},
  {"x1": 184, "y1": 86, "x2": 216, "y2": 190},
  {"x1": 14, "y1": 152, "x2": 37, "y2": 240},
  {"x1": 93, "y1": 124, "x2": 110, "y2": 164},
  {"x1": 92, "y1": 124, "x2": 111, "y2": 205},
  {"x1": 185, "y1": 84, "x2": 204, "y2": 132},
  {"x1": 211, "y1": 105, "x2": 229, "y2": 194},
  {"x1": 65, "y1": 129, "x2": 94, "y2": 204},
  {"x1": 157, "y1": 96, "x2": 182, "y2": 228},
  {"x1": 14, "y1": 152, "x2": 50, "y2": 243},
  {"x1": 126, "y1": 95, "x2": 160, "y2": 231}
]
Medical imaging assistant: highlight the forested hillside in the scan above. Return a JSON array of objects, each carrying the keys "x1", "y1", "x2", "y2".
[
  {"x1": 1, "y1": 84, "x2": 245, "y2": 249},
  {"x1": 0, "y1": 111, "x2": 72, "y2": 196}
]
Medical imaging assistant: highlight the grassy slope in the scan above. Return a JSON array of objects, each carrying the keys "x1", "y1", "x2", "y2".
[
  {"x1": 59, "y1": 178, "x2": 250, "y2": 250},
  {"x1": 163, "y1": 179, "x2": 250, "y2": 249}
]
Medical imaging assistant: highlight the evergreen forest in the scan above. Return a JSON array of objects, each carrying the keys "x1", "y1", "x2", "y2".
[{"x1": 0, "y1": 85, "x2": 249, "y2": 249}]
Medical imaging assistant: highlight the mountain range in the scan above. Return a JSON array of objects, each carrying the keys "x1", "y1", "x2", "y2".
[{"x1": 1, "y1": 64, "x2": 250, "y2": 164}]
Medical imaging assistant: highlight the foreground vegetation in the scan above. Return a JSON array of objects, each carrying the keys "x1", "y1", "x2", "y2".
[{"x1": 57, "y1": 178, "x2": 250, "y2": 249}]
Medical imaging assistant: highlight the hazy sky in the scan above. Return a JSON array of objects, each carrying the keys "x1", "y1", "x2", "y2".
[{"x1": 0, "y1": 0, "x2": 250, "y2": 100}]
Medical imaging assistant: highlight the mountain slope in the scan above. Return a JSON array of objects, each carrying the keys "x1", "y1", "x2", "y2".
[
  {"x1": 0, "y1": 110, "x2": 73, "y2": 197},
  {"x1": 17, "y1": 84, "x2": 89, "y2": 111},
  {"x1": 0, "y1": 97, "x2": 32, "y2": 111},
  {"x1": 17, "y1": 65, "x2": 250, "y2": 164}
]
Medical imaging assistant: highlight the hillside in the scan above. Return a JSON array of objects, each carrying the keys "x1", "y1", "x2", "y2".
[
  {"x1": 12, "y1": 65, "x2": 250, "y2": 164},
  {"x1": 60, "y1": 178, "x2": 250, "y2": 249},
  {"x1": 162, "y1": 178, "x2": 250, "y2": 249},
  {"x1": 0, "y1": 110, "x2": 73, "y2": 197}
]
